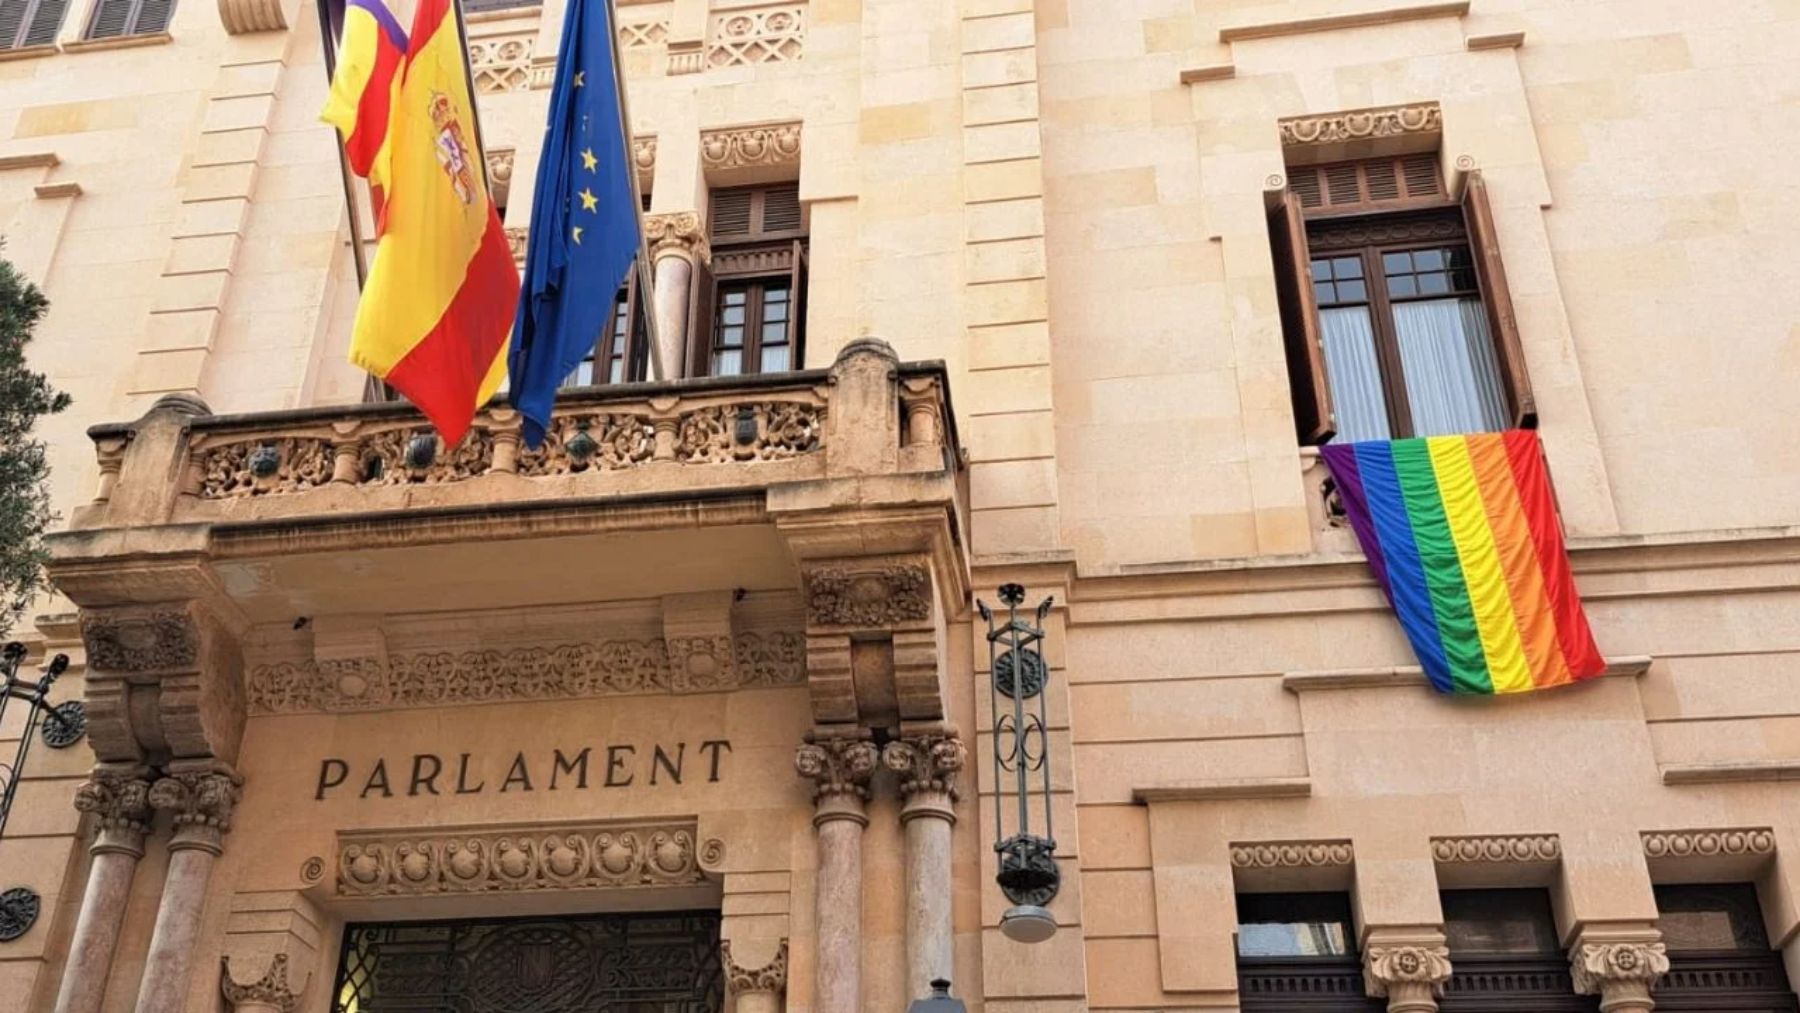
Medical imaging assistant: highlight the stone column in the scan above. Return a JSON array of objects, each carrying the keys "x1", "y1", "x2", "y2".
[
  {"x1": 794, "y1": 735, "x2": 877, "y2": 1013},
  {"x1": 1570, "y1": 936, "x2": 1670, "y2": 1013},
  {"x1": 722, "y1": 938, "x2": 788, "y2": 1013},
  {"x1": 220, "y1": 954, "x2": 307, "y2": 1013},
  {"x1": 1364, "y1": 940, "x2": 1453, "y2": 1013},
  {"x1": 882, "y1": 731, "x2": 966, "y2": 999},
  {"x1": 54, "y1": 768, "x2": 154, "y2": 1013},
  {"x1": 643, "y1": 211, "x2": 708, "y2": 380},
  {"x1": 134, "y1": 766, "x2": 243, "y2": 1013}
]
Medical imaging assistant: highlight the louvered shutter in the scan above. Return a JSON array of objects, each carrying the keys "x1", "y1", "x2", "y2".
[
  {"x1": 708, "y1": 189, "x2": 753, "y2": 240},
  {"x1": 86, "y1": 0, "x2": 133, "y2": 37},
  {"x1": 788, "y1": 239, "x2": 808, "y2": 367},
  {"x1": 0, "y1": 0, "x2": 29, "y2": 47},
  {"x1": 132, "y1": 0, "x2": 170, "y2": 31},
  {"x1": 1460, "y1": 170, "x2": 1535, "y2": 428},
  {"x1": 22, "y1": 0, "x2": 66, "y2": 43},
  {"x1": 1268, "y1": 188, "x2": 1335, "y2": 444},
  {"x1": 759, "y1": 184, "x2": 801, "y2": 234},
  {"x1": 685, "y1": 253, "x2": 716, "y2": 377},
  {"x1": 1290, "y1": 154, "x2": 1445, "y2": 214}
]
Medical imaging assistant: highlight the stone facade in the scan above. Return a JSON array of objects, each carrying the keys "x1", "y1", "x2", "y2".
[{"x1": 1, "y1": 1, "x2": 1798, "y2": 1012}]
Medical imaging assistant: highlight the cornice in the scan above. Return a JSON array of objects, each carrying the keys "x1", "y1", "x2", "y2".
[{"x1": 1279, "y1": 102, "x2": 1442, "y2": 149}]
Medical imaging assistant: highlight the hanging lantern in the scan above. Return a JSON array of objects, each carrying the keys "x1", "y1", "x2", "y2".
[{"x1": 979, "y1": 583, "x2": 1059, "y2": 944}]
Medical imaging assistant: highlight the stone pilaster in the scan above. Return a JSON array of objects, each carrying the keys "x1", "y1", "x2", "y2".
[
  {"x1": 54, "y1": 768, "x2": 154, "y2": 1013},
  {"x1": 134, "y1": 765, "x2": 243, "y2": 1013},
  {"x1": 794, "y1": 735, "x2": 877, "y2": 1013},
  {"x1": 1570, "y1": 932, "x2": 1670, "y2": 1013},
  {"x1": 1363, "y1": 937, "x2": 1453, "y2": 1013},
  {"x1": 220, "y1": 953, "x2": 306, "y2": 1013},
  {"x1": 722, "y1": 938, "x2": 788, "y2": 1013},
  {"x1": 883, "y1": 731, "x2": 966, "y2": 998}
]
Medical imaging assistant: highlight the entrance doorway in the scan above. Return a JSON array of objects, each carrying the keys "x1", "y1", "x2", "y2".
[{"x1": 332, "y1": 910, "x2": 723, "y2": 1012}]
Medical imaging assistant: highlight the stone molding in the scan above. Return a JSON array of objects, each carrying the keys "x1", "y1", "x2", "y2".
[
  {"x1": 881, "y1": 733, "x2": 965, "y2": 806},
  {"x1": 150, "y1": 768, "x2": 244, "y2": 852},
  {"x1": 1364, "y1": 944, "x2": 1452, "y2": 1003},
  {"x1": 72, "y1": 768, "x2": 154, "y2": 854},
  {"x1": 700, "y1": 122, "x2": 802, "y2": 171},
  {"x1": 217, "y1": 0, "x2": 287, "y2": 33},
  {"x1": 722, "y1": 938, "x2": 789, "y2": 994},
  {"x1": 1279, "y1": 102, "x2": 1443, "y2": 148},
  {"x1": 706, "y1": 8, "x2": 804, "y2": 69},
  {"x1": 1570, "y1": 940, "x2": 1669, "y2": 1011},
  {"x1": 1642, "y1": 827, "x2": 1775, "y2": 859},
  {"x1": 1430, "y1": 834, "x2": 1560, "y2": 864},
  {"x1": 1231, "y1": 840, "x2": 1352, "y2": 869},
  {"x1": 633, "y1": 136, "x2": 657, "y2": 177},
  {"x1": 247, "y1": 630, "x2": 803, "y2": 715},
  {"x1": 83, "y1": 607, "x2": 199, "y2": 672},
  {"x1": 80, "y1": 600, "x2": 248, "y2": 767},
  {"x1": 802, "y1": 562, "x2": 931, "y2": 629},
  {"x1": 220, "y1": 953, "x2": 306, "y2": 1012},
  {"x1": 337, "y1": 819, "x2": 716, "y2": 896},
  {"x1": 645, "y1": 211, "x2": 709, "y2": 263},
  {"x1": 469, "y1": 30, "x2": 534, "y2": 93},
  {"x1": 794, "y1": 736, "x2": 878, "y2": 810}
]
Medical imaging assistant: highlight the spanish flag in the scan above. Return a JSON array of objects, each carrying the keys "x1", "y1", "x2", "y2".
[{"x1": 322, "y1": 0, "x2": 519, "y2": 446}]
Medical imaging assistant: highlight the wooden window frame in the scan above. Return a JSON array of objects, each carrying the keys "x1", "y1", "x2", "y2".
[
  {"x1": 83, "y1": 0, "x2": 172, "y2": 39},
  {"x1": 567, "y1": 273, "x2": 648, "y2": 387},
  {"x1": 690, "y1": 183, "x2": 809, "y2": 378}
]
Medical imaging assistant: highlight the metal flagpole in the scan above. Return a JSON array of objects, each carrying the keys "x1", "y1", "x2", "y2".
[
  {"x1": 316, "y1": 0, "x2": 369, "y2": 287},
  {"x1": 597, "y1": 0, "x2": 666, "y2": 382},
  {"x1": 450, "y1": 0, "x2": 494, "y2": 194}
]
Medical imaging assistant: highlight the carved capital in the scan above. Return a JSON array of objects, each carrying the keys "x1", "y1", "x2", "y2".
[
  {"x1": 1570, "y1": 941, "x2": 1668, "y2": 1010},
  {"x1": 72, "y1": 768, "x2": 153, "y2": 855},
  {"x1": 802, "y1": 562, "x2": 931, "y2": 629},
  {"x1": 1365, "y1": 945, "x2": 1452, "y2": 1002},
  {"x1": 722, "y1": 938, "x2": 789, "y2": 995},
  {"x1": 700, "y1": 122, "x2": 801, "y2": 171},
  {"x1": 644, "y1": 211, "x2": 708, "y2": 263},
  {"x1": 221, "y1": 953, "x2": 307, "y2": 1013},
  {"x1": 794, "y1": 736, "x2": 878, "y2": 818},
  {"x1": 149, "y1": 768, "x2": 243, "y2": 852},
  {"x1": 881, "y1": 733, "x2": 965, "y2": 811}
]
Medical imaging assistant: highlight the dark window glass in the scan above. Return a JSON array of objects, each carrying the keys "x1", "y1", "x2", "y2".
[
  {"x1": 1443, "y1": 889, "x2": 1561, "y2": 955},
  {"x1": 1656, "y1": 884, "x2": 1771, "y2": 951},
  {"x1": 563, "y1": 282, "x2": 646, "y2": 388},
  {"x1": 711, "y1": 281, "x2": 794, "y2": 377},
  {"x1": 1236, "y1": 892, "x2": 1357, "y2": 958}
]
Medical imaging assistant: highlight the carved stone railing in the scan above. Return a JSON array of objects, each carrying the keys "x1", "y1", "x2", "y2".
[{"x1": 1300, "y1": 447, "x2": 1358, "y2": 553}]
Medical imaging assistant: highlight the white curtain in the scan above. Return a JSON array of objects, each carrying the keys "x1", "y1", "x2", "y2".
[
  {"x1": 1319, "y1": 306, "x2": 1391, "y2": 442},
  {"x1": 1392, "y1": 297, "x2": 1508, "y2": 437}
]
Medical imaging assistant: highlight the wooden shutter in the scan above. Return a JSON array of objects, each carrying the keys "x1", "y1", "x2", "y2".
[
  {"x1": 787, "y1": 240, "x2": 808, "y2": 368},
  {"x1": 685, "y1": 255, "x2": 716, "y2": 377},
  {"x1": 132, "y1": 0, "x2": 170, "y2": 31},
  {"x1": 0, "y1": 0, "x2": 28, "y2": 47},
  {"x1": 708, "y1": 189, "x2": 753, "y2": 240},
  {"x1": 1268, "y1": 188, "x2": 1335, "y2": 444},
  {"x1": 1460, "y1": 170, "x2": 1536, "y2": 428},
  {"x1": 1290, "y1": 154, "x2": 1446, "y2": 215},
  {"x1": 22, "y1": 0, "x2": 65, "y2": 43},
  {"x1": 86, "y1": 0, "x2": 134, "y2": 37}
]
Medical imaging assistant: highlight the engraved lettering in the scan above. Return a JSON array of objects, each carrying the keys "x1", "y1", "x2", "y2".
[
  {"x1": 316, "y1": 758, "x2": 348, "y2": 800},
  {"x1": 408, "y1": 754, "x2": 442, "y2": 796},
  {"x1": 501, "y1": 751, "x2": 534, "y2": 792},
  {"x1": 455, "y1": 752, "x2": 485, "y2": 794},
  {"x1": 606, "y1": 745, "x2": 636, "y2": 787},
  {"x1": 701, "y1": 739, "x2": 733, "y2": 782},
  {"x1": 552, "y1": 748, "x2": 591, "y2": 790},
  {"x1": 652, "y1": 743, "x2": 684, "y2": 785},
  {"x1": 361, "y1": 759, "x2": 392, "y2": 799}
]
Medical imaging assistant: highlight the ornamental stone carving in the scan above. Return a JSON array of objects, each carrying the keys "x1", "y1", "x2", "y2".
[
  {"x1": 82, "y1": 608, "x2": 199, "y2": 672},
  {"x1": 722, "y1": 938, "x2": 789, "y2": 995},
  {"x1": 645, "y1": 211, "x2": 708, "y2": 262},
  {"x1": 336, "y1": 820, "x2": 715, "y2": 896},
  {"x1": 1570, "y1": 941, "x2": 1669, "y2": 1012},
  {"x1": 246, "y1": 631, "x2": 803, "y2": 715},
  {"x1": 1430, "y1": 834, "x2": 1560, "y2": 864},
  {"x1": 469, "y1": 31, "x2": 534, "y2": 93},
  {"x1": 217, "y1": 0, "x2": 286, "y2": 34},
  {"x1": 1365, "y1": 944, "x2": 1452, "y2": 1011},
  {"x1": 1279, "y1": 102, "x2": 1442, "y2": 148},
  {"x1": 197, "y1": 437, "x2": 335, "y2": 497},
  {"x1": 881, "y1": 734, "x2": 965, "y2": 803},
  {"x1": 1642, "y1": 827, "x2": 1775, "y2": 859},
  {"x1": 221, "y1": 953, "x2": 307, "y2": 1013},
  {"x1": 706, "y1": 7, "x2": 805, "y2": 68},
  {"x1": 73, "y1": 769, "x2": 153, "y2": 849},
  {"x1": 794, "y1": 737, "x2": 879, "y2": 805},
  {"x1": 699, "y1": 122, "x2": 802, "y2": 170},
  {"x1": 633, "y1": 136, "x2": 657, "y2": 175},
  {"x1": 804, "y1": 564, "x2": 931, "y2": 628},
  {"x1": 1231, "y1": 840, "x2": 1354, "y2": 869},
  {"x1": 149, "y1": 769, "x2": 243, "y2": 849}
]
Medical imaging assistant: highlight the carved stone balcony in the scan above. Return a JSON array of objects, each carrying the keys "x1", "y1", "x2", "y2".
[{"x1": 47, "y1": 341, "x2": 968, "y2": 759}]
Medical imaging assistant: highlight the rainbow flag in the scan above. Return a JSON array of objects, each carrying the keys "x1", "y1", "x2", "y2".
[
  {"x1": 321, "y1": 0, "x2": 519, "y2": 446},
  {"x1": 1320, "y1": 431, "x2": 1605, "y2": 694}
]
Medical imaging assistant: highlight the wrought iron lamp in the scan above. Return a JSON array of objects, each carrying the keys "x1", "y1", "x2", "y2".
[
  {"x1": 0, "y1": 641, "x2": 85, "y2": 943},
  {"x1": 979, "y1": 584, "x2": 1060, "y2": 944}
]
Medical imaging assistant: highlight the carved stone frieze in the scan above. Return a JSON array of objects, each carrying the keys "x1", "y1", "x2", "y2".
[
  {"x1": 803, "y1": 563, "x2": 931, "y2": 629},
  {"x1": 1570, "y1": 941, "x2": 1669, "y2": 999},
  {"x1": 794, "y1": 737, "x2": 878, "y2": 805},
  {"x1": 700, "y1": 122, "x2": 802, "y2": 170},
  {"x1": 1279, "y1": 102, "x2": 1442, "y2": 148},
  {"x1": 722, "y1": 938, "x2": 789, "y2": 995},
  {"x1": 196, "y1": 437, "x2": 335, "y2": 498},
  {"x1": 517, "y1": 414, "x2": 656, "y2": 474},
  {"x1": 1364, "y1": 944, "x2": 1452, "y2": 999},
  {"x1": 645, "y1": 211, "x2": 708, "y2": 262},
  {"x1": 83, "y1": 608, "x2": 199, "y2": 672},
  {"x1": 617, "y1": 16, "x2": 668, "y2": 49},
  {"x1": 221, "y1": 953, "x2": 307, "y2": 1013},
  {"x1": 881, "y1": 734, "x2": 965, "y2": 802},
  {"x1": 706, "y1": 7, "x2": 805, "y2": 68},
  {"x1": 246, "y1": 631, "x2": 804, "y2": 715},
  {"x1": 675, "y1": 402, "x2": 822, "y2": 463},
  {"x1": 336, "y1": 820, "x2": 717, "y2": 896},
  {"x1": 1430, "y1": 834, "x2": 1560, "y2": 864},
  {"x1": 1231, "y1": 840, "x2": 1354, "y2": 869},
  {"x1": 1642, "y1": 827, "x2": 1775, "y2": 859},
  {"x1": 469, "y1": 31, "x2": 534, "y2": 93}
]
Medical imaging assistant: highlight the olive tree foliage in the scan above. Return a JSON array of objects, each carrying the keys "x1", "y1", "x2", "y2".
[{"x1": 0, "y1": 255, "x2": 69, "y2": 640}]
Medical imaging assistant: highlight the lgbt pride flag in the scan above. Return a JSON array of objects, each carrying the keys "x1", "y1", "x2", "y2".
[
  {"x1": 322, "y1": 0, "x2": 520, "y2": 446},
  {"x1": 1320, "y1": 431, "x2": 1605, "y2": 695}
]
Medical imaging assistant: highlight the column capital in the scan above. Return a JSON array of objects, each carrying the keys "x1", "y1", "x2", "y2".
[
  {"x1": 644, "y1": 210, "x2": 709, "y2": 264},
  {"x1": 722, "y1": 938, "x2": 789, "y2": 996},
  {"x1": 1569, "y1": 935, "x2": 1669, "y2": 1013},
  {"x1": 882, "y1": 731, "x2": 965, "y2": 822},
  {"x1": 1364, "y1": 942, "x2": 1452, "y2": 1013},
  {"x1": 221, "y1": 953, "x2": 307, "y2": 1013},
  {"x1": 795, "y1": 735, "x2": 878, "y2": 825},
  {"x1": 149, "y1": 765, "x2": 244, "y2": 854},
  {"x1": 72, "y1": 767, "x2": 154, "y2": 857}
]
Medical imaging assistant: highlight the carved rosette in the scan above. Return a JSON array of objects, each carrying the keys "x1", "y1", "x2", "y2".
[
  {"x1": 148, "y1": 769, "x2": 243, "y2": 853},
  {"x1": 1570, "y1": 941, "x2": 1669, "y2": 1012},
  {"x1": 1231, "y1": 840, "x2": 1354, "y2": 869},
  {"x1": 221, "y1": 953, "x2": 308, "y2": 1013},
  {"x1": 644, "y1": 211, "x2": 708, "y2": 263},
  {"x1": 336, "y1": 821, "x2": 714, "y2": 896},
  {"x1": 1365, "y1": 945, "x2": 1452, "y2": 1011},
  {"x1": 1642, "y1": 828, "x2": 1775, "y2": 860},
  {"x1": 1429, "y1": 834, "x2": 1560, "y2": 864},
  {"x1": 794, "y1": 737, "x2": 878, "y2": 820},
  {"x1": 722, "y1": 938, "x2": 789, "y2": 996},
  {"x1": 881, "y1": 733, "x2": 965, "y2": 818},
  {"x1": 72, "y1": 769, "x2": 154, "y2": 854},
  {"x1": 803, "y1": 564, "x2": 932, "y2": 629},
  {"x1": 1279, "y1": 102, "x2": 1442, "y2": 148}
]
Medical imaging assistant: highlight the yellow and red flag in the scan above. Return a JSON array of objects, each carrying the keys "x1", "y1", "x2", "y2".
[
  {"x1": 322, "y1": 0, "x2": 519, "y2": 445},
  {"x1": 320, "y1": 0, "x2": 407, "y2": 215}
]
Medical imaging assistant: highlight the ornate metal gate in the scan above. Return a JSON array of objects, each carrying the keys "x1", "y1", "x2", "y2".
[{"x1": 331, "y1": 911, "x2": 723, "y2": 1013}]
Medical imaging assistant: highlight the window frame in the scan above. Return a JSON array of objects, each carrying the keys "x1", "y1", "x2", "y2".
[
  {"x1": 707, "y1": 274, "x2": 795, "y2": 378},
  {"x1": 692, "y1": 183, "x2": 809, "y2": 378},
  {"x1": 0, "y1": 0, "x2": 67, "y2": 48},
  {"x1": 83, "y1": 0, "x2": 172, "y2": 39}
]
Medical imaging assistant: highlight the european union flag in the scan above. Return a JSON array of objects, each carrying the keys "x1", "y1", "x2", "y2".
[{"x1": 509, "y1": 0, "x2": 640, "y2": 447}]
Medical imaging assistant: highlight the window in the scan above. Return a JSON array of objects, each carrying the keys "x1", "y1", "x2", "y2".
[
  {"x1": 1270, "y1": 154, "x2": 1534, "y2": 444},
  {"x1": 1438, "y1": 889, "x2": 1596, "y2": 1012},
  {"x1": 1654, "y1": 884, "x2": 1800, "y2": 1012},
  {"x1": 694, "y1": 184, "x2": 807, "y2": 378},
  {"x1": 0, "y1": 0, "x2": 67, "y2": 47},
  {"x1": 84, "y1": 0, "x2": 172, "y2": 38},
  {"x1": 564, "y1": 273, "x2": 649, "y2": 387},
  {"x1": 1235, "y1": 893, "x2": 1384, "y2": 1012}
]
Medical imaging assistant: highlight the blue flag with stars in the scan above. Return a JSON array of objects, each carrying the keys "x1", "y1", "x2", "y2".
[{"x1": 509, "y1": 0, "x2": 639, "y2": 448}]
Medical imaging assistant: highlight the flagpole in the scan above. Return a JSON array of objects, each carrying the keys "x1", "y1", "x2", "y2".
[
  {"x1": 316, "y1": 0, "x2": 369, "y2": 287},
  {"x1": 598, "y1": 0, "x2": 666, "y2": 382},
  {"x1": 450, "y1": 0, "x2": 493, "y2": 194}
]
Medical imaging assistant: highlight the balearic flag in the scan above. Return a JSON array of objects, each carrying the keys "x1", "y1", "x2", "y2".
[
  {"x1": 510, "y1": 0, "x2": 642, "y2": 448},
  {"x1": 321, "y1": 0, "x2": 520, "y2": 446},
  {"x1": 1320, "y1": 431, "x2": 1606, "y2": 695},
  {"x1": 320, "y1": 0, "x2": 408, "y2": 218}
]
